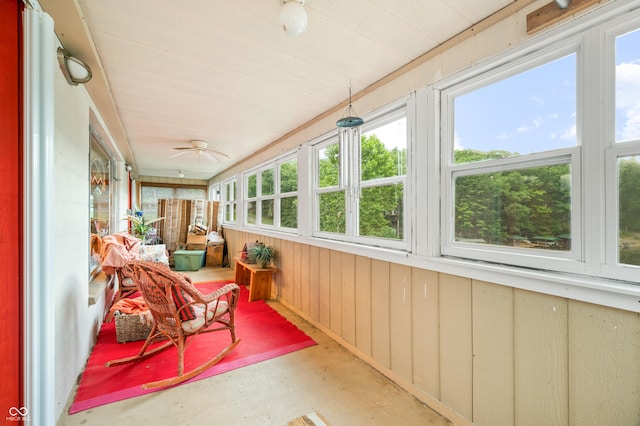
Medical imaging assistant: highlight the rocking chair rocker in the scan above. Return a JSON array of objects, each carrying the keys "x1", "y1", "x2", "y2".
[{"x1": 105, "y1": 260, "x2": 241, "y2": 389}]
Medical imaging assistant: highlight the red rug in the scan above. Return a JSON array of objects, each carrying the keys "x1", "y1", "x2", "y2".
[{"x1": 69, "y1": 280, "x2": 316, "y2": 414}]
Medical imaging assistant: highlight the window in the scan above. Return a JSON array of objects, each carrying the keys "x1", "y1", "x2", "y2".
[
  {"x1": 279, "y1": 158, "x2": 298, "y2": 229},
  {"x1": 313, "y1": 101, "x2": 409, "y2": 249},
  {"x1": 222, "y1": 178, "x2": 237, "y2": 224},
  {"x1": 441, "y1": 50, "x2": 579, "y2": 270},
  {"x1": 438, "y1": 9, "x2": 640, "y2": 281},
  {"x1": 243, "y1": 153, "x2": 298, "y2": 231},
  {"x1": 89, "y1": 134, "x2": 111, "y2": 275},
  {"x1": 140, "y1": 184, "x2": 207, "y2": 221},
  {"x1": 611, "y1": 25, "x2": 640, "y2": 272}
]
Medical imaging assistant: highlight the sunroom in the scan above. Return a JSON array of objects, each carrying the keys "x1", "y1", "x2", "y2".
[{"x1": 2, "y1": 0, "x2": 640, "y2": 425}]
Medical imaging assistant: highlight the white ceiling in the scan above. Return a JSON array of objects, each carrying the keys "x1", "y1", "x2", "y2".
[{"x1": 40, "y1": 0, "x2": 519, "y2": 180}]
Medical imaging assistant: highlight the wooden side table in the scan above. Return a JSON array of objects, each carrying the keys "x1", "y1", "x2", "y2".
[{"x1": 234, "y1": 257, "x2": 278, "y2": 302}]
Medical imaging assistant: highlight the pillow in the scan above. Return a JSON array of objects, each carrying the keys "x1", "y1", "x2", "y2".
[
  {"x1": 170, "y1": 286, "x2": 196, "y2": 321},
  {"x1": 139, "y1": 244, "x2": 169, "y2": 265}
]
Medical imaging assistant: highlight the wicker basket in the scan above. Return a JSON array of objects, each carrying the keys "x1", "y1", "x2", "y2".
[{"x1": 114, "y1": 312, "x2": 152, "y2": 343}]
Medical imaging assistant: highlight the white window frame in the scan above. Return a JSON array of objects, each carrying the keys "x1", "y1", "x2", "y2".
[
  {"x1": 602, "y1": 16, "x2": 640, "y2": 282},
  {"x1": 222, "y1": 177, "x2": 237, "y2": 224},
  {"x1": 434, "y1": 3, "x2": 640, "y2": 282},
  {"x1": 277, "y1": 154, "x2": 299, "y2": 233},
  {"x1": 244, "y1": 171, "x2": 258, "y2": 226},
  {"x1": 311, "y1": 97, "x2": 413, "y2": 250},
  {"x1": 242, "y1": 151, "x2": 298, "y2": 232}
]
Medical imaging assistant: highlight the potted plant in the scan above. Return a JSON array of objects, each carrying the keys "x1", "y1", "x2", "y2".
[
  {"x1": 123, "y1": 210, "x2": 164, "y2": 241},
  {"x1": 247, "y1": 244, "x2": 275, "y2": 269}
]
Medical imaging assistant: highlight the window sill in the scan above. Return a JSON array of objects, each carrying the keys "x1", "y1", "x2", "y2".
[
  {"x1": 88, "y1": 270, "x2": 113, "y2": 306},
  {"x1": 225, "y1": 225, "x2": 640, "y2": 313}
]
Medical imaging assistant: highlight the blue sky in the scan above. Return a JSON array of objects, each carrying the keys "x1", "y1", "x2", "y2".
[
  {"x1": 616, "y1": 28, "x2": 640, "y2": 142},
  {"x1": 362, "y1": 29, "x2": 640, "y2": 158},
  {"x1": 455, "y1": 54, "x2": 576, "y2": 154},
  {"x1": 454, "y1": 28, "x2": 640, "y2": 153}
]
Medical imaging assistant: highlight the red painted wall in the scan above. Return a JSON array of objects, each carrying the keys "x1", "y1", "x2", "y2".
[{"x1": 0, "y1": 0, "x2": 23, "y2": 418}]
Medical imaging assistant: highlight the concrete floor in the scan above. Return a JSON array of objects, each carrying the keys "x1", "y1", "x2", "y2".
[{"x1": 57, "y1": 266, "x2": 452, "y2": 426}]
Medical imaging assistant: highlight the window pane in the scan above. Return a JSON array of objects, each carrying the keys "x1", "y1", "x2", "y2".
[
  {"x1": 361, "y1": 117, "x2": 407, "y2": 180},
  {"x1": 262, "y1": 168, "x2": 274, "y2": 196},
  {"x1": 225, "y1": 203, "x2": 236, "y2": 222},
  {"x1": 90, "y1": 142, "x2": 110, "y2": 236},
  {"x1": 141, "y1": 187, "x2": 172, "y2": 220},
  {"x1": 280, "y1": 159, "x2": 298, "y2": 193},
  {"x1": 454, "y1": 164, "x2": 571, "y2": 250},
  {"x1": 280, "y1": 196, "x2": 298, "y2": 228},
  {"x1": 454, "y1": 54, "x2": 576, "y2": 164},
  {"x1": 318, "y1": 143, "x2": 340, "y2": 188},
  {"x1": 247, "y1": 201, "x2": 257, "y2": 224},
  {"x1": 319, "y1": 191, "x2": 346, "y2": 233},
  {"x1": 619, "y1": 155, "x2": 640, "y2": 266},
  {"x1": 261, "y1": 199, "x2": 274, "y2": 225},
  {"x1": 90, "y1": 138, "x2": 110, "y2": 275},
  {"x1": 175, "y1": 187, "x2": 206, "y2": 200},
  {"x1": 615, "y1": 28, "x2": 640, "y2": 143},
  {"x1": 359, "y1": 183, "x2": 403, "y2": 239},
  {"x1": 141, "y1": 186, "x2": 206, "y2": 221},
  {"x1": 247, "y1": 174, "x2": 257, "y2": 198},
  {"x1": 226, "y1": 181, "x2": 236, "y2": 201}
]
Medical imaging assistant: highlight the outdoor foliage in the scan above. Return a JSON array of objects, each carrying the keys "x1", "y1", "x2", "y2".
[
  {"x1": 453, "y1": 150, "x2": 640, "y2": 261},
  {"x1": 318, "y1": 134, "x2": 405, "y2": 239},
  {"x1": 454, "y1": 149, "x2": 572, "y2": 249},
  {"x1": 619, "y1": 157, "x2": 640, "y2": 265}
]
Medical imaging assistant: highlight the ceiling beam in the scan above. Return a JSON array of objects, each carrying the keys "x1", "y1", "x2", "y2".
[{"x1": 527, "y1": 0, "x2": 602, "y2": 34}]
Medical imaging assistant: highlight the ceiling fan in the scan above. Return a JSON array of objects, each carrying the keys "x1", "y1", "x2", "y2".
[{"x1": 169, "y1": 140, "x2": 230, "y2": 162}]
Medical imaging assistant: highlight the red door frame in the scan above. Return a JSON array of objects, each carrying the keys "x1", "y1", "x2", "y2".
[{"x1": 0, "y1": 0, "x2": 23, "y2": 417}]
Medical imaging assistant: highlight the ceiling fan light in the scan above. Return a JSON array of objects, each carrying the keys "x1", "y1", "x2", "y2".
[{"x1": 279, "y1": 1, "x2": 307, "y2": 36}]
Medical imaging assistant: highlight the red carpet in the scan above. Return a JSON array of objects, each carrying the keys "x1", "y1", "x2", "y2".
[{"x1": 69, "y1": 281, "x2": 316, "y2": 414}]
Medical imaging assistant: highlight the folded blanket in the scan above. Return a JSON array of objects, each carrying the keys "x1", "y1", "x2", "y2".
[
  {"x1": 106, "y1": 296, "x2": 149, "y2": 322},
  {"x1": 101, "y1": 232, "x2": 141, "y2": 275}
]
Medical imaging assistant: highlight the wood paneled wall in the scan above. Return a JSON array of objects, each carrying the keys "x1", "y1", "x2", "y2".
[{"x1": 224, "y1": 229, "x2": 640, "y2": 426}]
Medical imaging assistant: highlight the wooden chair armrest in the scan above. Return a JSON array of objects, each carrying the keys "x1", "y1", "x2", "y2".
[{"x1": 193, "y1": 283, "x2": 240, "y2": 305}]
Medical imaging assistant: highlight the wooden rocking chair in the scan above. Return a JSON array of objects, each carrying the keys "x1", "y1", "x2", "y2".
[{"x1": 105, "y1": 260, "x2": 241, "y2": 389}]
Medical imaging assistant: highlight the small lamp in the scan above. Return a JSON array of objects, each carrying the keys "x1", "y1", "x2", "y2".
[
  {"x1": 57, "y1": 47, "x2": 92, "y2": 86},
  {"x1": 178, "y1": 170, "x2": 185, "y2": 178},
  {"x1": 554, "y1": 0, "x2": 571, "y2": 9},
  {"x1": 279, "y1": 1, "x2": 307, "y2": 36}
]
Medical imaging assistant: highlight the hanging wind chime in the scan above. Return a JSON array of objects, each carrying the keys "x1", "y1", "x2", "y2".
[{"x1": 336, "y1": 84, "x2": 364, "y2": 128}]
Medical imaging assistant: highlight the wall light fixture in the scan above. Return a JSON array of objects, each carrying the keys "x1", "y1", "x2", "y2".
[{"x1": 57, "y1": 47, "x2": 92, "y2": 86}]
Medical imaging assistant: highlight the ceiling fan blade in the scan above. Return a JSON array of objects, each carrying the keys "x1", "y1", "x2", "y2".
[
  {"x1": 202, "y1": 151, "x2": 219, "y2": 162},
  {"x1": 206, "y1": 149, "x2": 230, "y2": 159},
  {"x1": 168, "y1": 150, "x2": 192, "y2": 159}
]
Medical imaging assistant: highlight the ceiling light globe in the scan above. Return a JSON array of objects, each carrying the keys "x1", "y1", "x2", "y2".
[{"x1": 279, "y1": 1, "x2": 307, "y2": 36}]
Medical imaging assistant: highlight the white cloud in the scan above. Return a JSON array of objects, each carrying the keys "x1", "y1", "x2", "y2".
[
  {"x1": 560, "y1": 123, "x2": 576, "y2": 140},
  {"x1": 531, "y1": 95, "x2": 545, "y2": 106},
  {"x1": 516, "y1": 116, "x2": 544, "y2": 133},
  {"x1": 454, "y1": 132, "x2": 464, "y2": 150}
]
